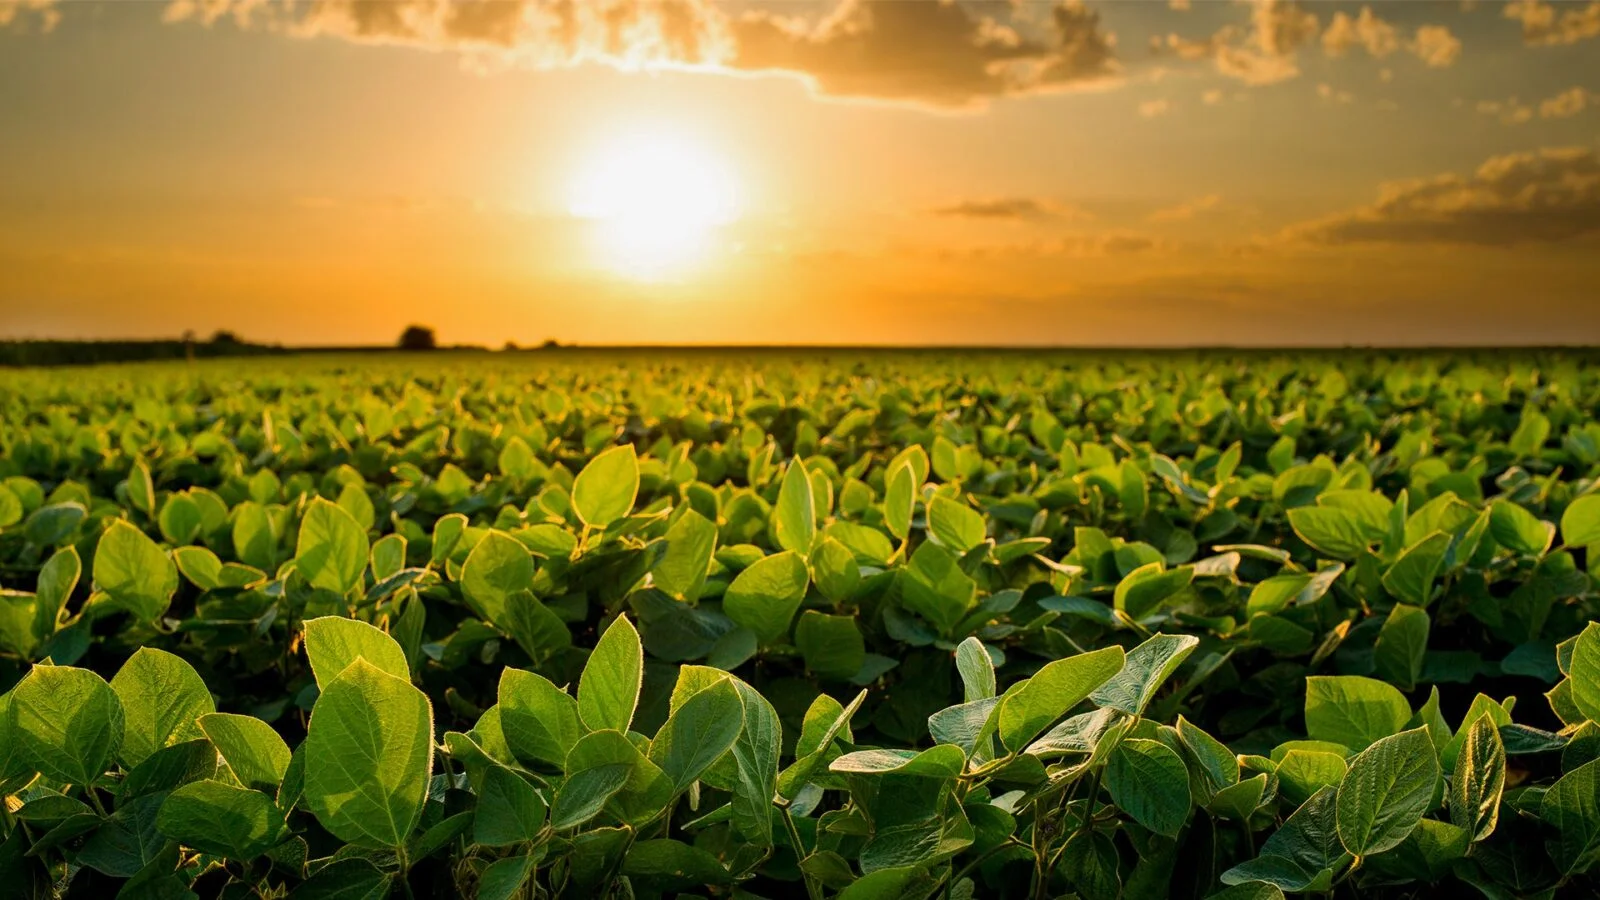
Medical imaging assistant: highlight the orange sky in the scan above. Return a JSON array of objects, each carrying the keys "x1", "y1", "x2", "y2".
[{"x1": 1, "y1": 0, "x2": 1597, "y2": 346}]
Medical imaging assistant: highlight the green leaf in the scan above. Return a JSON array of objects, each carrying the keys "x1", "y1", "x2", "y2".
[
  {"x1": 1304, "y1": 675, "x2": 1411, "y2": 750},
  {"x1": 1090, "y1": 633, "x2": 1199, "y2": 716},
  {"x1": 157, "y1": 493, "x2": 203, "y2": 545},
  {"x1": 1449, "y1": 713, "x2": 1505, "y2": 843},
  {"x1": 551, "y1": 730, "x2": 638, "y2": 829},
  {"x1": 1060, "y1": 829, "x2": 1121, "y2": 900},
  {"x1": 289, "y1": 858, "x2": 390, "y2": 899},
  {"x1": 900, "y1": 541, "x2": 977, "y2": 635},
  {"x1": 109, "y1": 647, "x2": 214, "y2": 769},
  {"x1": 1561, "y1": 494, "x2": 1600, "y2": 547},
  {"x1": 157, "y1": 780, "x2": 280, "y2": 859},
  {"x1": 1288, "y1": 507, "x2": 1372, "y2": 559},
  {"x1": 1106, "y1": 738, "x2": 1191, "y2": 837},
  {"x1": 884, "y1": 460, "x2": 915, "y2": 541},
  {"x1": 1381, "y1": 532, "x2": 1451, "y2": 607},
  {"x1": 1177, "y1": 715, "x2": 1239, "y2": 793},
  {"x1": 459, "y1": 530, "x2": 534, "y2": 625},
  {"x1": 648, "y1": 678, "x2": 744, "y2": 791},
  {"x1": 24, "y1": 501, "x2": 85, "y2": 546},
  {"x1": 1569, "y1": 622, "x2": 1600, "y2": 722},
  {"x1": 1489, "y1": 500, "x2": 1553, "y2": 557},
  {"x1": 1222, "y1": 786, "x2": 1348, "y2": 891},
  {"x1": 501, "y1": 591, "x2": 571, "y2": 663},
  {"x1": 1335, "y1": 727, "x2": 1439, "y2": 857},
  {"x1": 369, "y1": 533, "x2": 405, "y2": 581},
  {"x1": 810, "y1": 536, "x2": 861, "y2": 604},
  {"x1": 303, "y1": 658, "x2": 433, "y2": 849},
  {"x1": 774, "y1": 458, "x2": 817, "y2": 555},
  {"x1": 294, "y1": 498, "x2": 368, "y2": 595},
  {"x1": 33, "y1": 545, "x2": 79, "y2": 642},
  {"x1": 998, "y1": 645, "x2": 1125, "y2": 750},
  {"x1": 722, "y1": 550, "x2": 809, "y2": 644},
  {"x1": 1114, "y1": 563, "x2": 1195, "y2": 620},
  {"x1": 623, "y1": 839, "x2": 733, "y2": 890},
  {"x1": 93, "y1": 519, "x2": 177, "y2": 622},
  {"x1": 1276, "y1": 749, "x2": 1348, "y2": 807},
  {"x1": 652, "y1": 509, "x2": 717, "y2": 602},
  {"x1": 955, "y1": 636, "x2": 996, "y2": 703},
  {"x1": 795, "y1": 611, "x2": 866, "y2": 680},
  {"x1": 302, "y1": 616, "x2": 410, "y2": 689},
  {"x1": 10, "y1": 664, "x2": 123, "y2": 785},
  {"x1": 927, "y1": 495, "x2": 985, "y2": 554},
  {"x1": 474, "y1": 765, "x2": 547, "y2": 847},
  {"x1": 1542, "y1": 757, "x2": 1600, "y2": 876},
  {"x1": 578, "y1": 614, "x2": 643, "y2": 733},
  {"x1": 199, "y1": 712, "x2": 292, "y2": 792},
  {"x1": 476, "y1": 855, "x2": 535, "y2": 900},
  {"x1": 1373, "y1": 604, "x2": 1430, "y2": 691},
  {"x1": 727, "y1": 680, "x2": 780, "y2": 846},
  {"x1": 499, "y1": 668, "x2": 583, "y2": 768},
  {"x1": 830, "y1": 745, "x2": 966, "y2": 778},
  {"x1": 572, "y1": 444, "x2": 639, "y2": 528}
]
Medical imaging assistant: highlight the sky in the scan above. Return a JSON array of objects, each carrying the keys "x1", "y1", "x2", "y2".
[{"x1": 0, "y1": 0, "x2": 1597, "y2": 347}]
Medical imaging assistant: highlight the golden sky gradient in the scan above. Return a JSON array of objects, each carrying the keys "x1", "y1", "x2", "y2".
[{"x1": 1, "y1": 0, "x2": 1598, "y2": 346}]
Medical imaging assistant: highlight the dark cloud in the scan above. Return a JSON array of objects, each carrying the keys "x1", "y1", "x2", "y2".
[
  {"x1": 155, "y1": 0, "x2": 1118, "y2": 108},
  {"x1": 930, "y1": 197, "x2": 1062, "y2": 220},
  {"x1": 0, "y1": 0, "x2": 59, "y2": 31},
  {"x1": 1288, "y1": 147, "x2": 1600, "y2": 246}
]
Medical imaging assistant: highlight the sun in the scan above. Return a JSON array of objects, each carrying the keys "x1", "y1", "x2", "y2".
[{"x1": 568, "y1": 129, "x2": 741, "y2": 281}]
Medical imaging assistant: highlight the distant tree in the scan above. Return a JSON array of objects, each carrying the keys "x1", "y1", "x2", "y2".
[
  {"x1": 398, "y1": 325, "x2": 437, "y2": 351},
  {"x1": 541, "y1": 338, "x2": 562, "y2": 350},
  {"x1": 503, "y1": 340, "x2": 519, "y2": 352},
  {"x1": 210, "y1": 330, "x2": 240, "y2": 345}
]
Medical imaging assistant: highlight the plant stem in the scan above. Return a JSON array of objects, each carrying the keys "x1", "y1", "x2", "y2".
[
  {"x1": 84, "y1": 786, "x2": 109, "y2": 818},
  {"x1": 781, "y1": 808, "x2": 824, "y2": 900}
]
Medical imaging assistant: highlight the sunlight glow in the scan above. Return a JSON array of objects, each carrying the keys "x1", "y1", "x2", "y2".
[{"x1": 568, "y1": 129, "x2": 741, "y2": 281}]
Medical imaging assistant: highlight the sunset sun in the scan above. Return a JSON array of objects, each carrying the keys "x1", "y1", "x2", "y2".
[{"x1": 568, "y1": 129, "x2": 741, "y2": 281}]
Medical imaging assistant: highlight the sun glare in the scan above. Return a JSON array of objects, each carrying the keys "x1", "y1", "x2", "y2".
[{"x1": 568, "y1": 129, "x2": 741, "y2": 281}]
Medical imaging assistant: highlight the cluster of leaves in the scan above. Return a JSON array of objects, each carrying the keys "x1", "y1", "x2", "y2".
[{"x1": 2, "y1": 349, "x2": 1600, "y2": 898}]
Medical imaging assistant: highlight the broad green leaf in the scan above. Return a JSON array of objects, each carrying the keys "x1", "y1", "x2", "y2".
[
  {"x1": 1304, "y1": 675, "x2": 1411, "y2": 750},
  {"x1": 1561, "y1": 494, "x2": 1600, "y2": 547},
  {"x1": 109, "y1": 647, "x2": 214, "y2": 769},
  {"x1": 1090, "y1": 633, "x2": 1199, "y2": 716},
  {"x1": 1543, "y1": 756, "x2": 1600, "y2": 876},
  {"x1": 927, "y1": 495, "x2": 985, "y2": 554},
  {"x1": 474, "y1": 765, "x2": 547, "y2": 847},
  {"x1": 795, "y1": 611, "x2": 866, "y2": 680},
  {"x1": 430, "y1": 513, "x2": 468, "y2": 566},
  {"x1": 501, "y1": 590, "x2": 571, "y2": 663},
  {"x1": 572, "y1": 444, "x2": 639, "y2": 528},
  {"x1": 294, "y1": 498, "x2": 368, "y2": 595},
  {"x1": 649, "y1": 678, "x2": 743, "y2": 791},
  {"x1": 1177, "y1": 715, "x2": 1239, "y2": 793},
  {"x1": 1381, "y1": 532, "x2": 1451, "y2": 607},
  {"x1": 998, "y1": 645, "x2": 1124, "y2": 750},
  {"x1": 24, "y1": 501, "x2": 85, "y2": 546},
  {"x1": 900, "y1": 540, "x2": 977, "y2": 635},
  {"x1": 1489, "y1": 500, "x2": 1553, "y2": 557},
  {"x1": 1114, "y1": 563, "x2": 1194, "y2": 620},
  {"x1": 199, "y1": 712, "x2": 292, "y2": 792},
  {"x1": 499, "y1": 668, "x2": 584, "y2": 768},
  {"x1": 1060, "y1": 829, "x2": 1121, "y2": 900},
  {"x1": 727, "y1": 680, "x2": 780, "y2": 846},
  {"x1": 157, "y1": 780, "x2": 280, "y2": 859},
  {"x1": 369, "y1": 533, "x2": 405, "y2": 581},
  {"x1": 1288, "y1": 507, "x2": 1372, "y2": 559},
  {"x1": 652, "y1": 509, "x2": 716, "y2": 602},
  {"x1": 93, "y1": 519, "x2": 177, "y2": 621},
  {"x1": 303, "y1": 658, "x2": 433, "y2": 849},
  {"x1": 477, "y1": 855, "x2": 536, "y2": 900},
  {"x1": 290, "y1": 858, "x2": 390, "y2": 899},
  {"x1": 459, "y1": 530, "x2": 534, "y2": 625},
  {"x1": 1449, "y1": 713, "x2": 1505, "y2": 843},
  {"x1": 10, "y1": 665, "x2": 124, "y2": 785},
  {"x1": 830, "y1": 745, "x2": 966, "y2": 778},
  {"x1": 578, "y1": 614, "x2": 643, "y2": 733},
  {"x1": 33, "y1": 545, "x2": 79, "y2": 641},
  {"x1": 1570, "y1": 622, "x2": 1600, "y2": 722},
  {"x1": 1222, "y1": 786, "x2": 1348, "y2": 891},
  {"x1": 622, "y1": 839, "x2": 733, "y2": 889},
  {"x1": 1276, "y1": 749, "x2": 1348, "y2": 806},
  {"x1": 955, "y1": 636, "x2": 996, "y2": 703},
  {"x1": 884, "y1": 460, "x2": 915, "y2": 541},
  {"x1": 157, "y1": 493, "x2": 203, "y2": 545},
  {"x1": 810, "y1": 536, "x2": 861, "y2": 604},
  {"x1": 303, "y1": 616, "x2": 410, "y2": 689},
  {"x1": 1373, "y1": 604, "x2": 1430, "y2": 691},
  {"x1": 722, "y1": 550, "x2": 809, "y2": 644},
  {"x1": 1106, "y1": 738, "x2": 1191, "y2": 837},
  {"x1": 552, "y1": 730, "x2": 639, "y2": 829},
  {"x1": 773, "y1": 458, "x2": 816, "y2": 555},
  {"x1": 1335, "y1": 727, "x2": 1439, "y2": 857}
]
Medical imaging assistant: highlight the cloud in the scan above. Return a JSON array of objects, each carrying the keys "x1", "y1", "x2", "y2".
[
  {"x1": 1321, "y1": 7, "x2": 1398, "y2": 58},
  {"x1": 1540, "y1": 86, "x2": 1592, "y2": 118},
  {"x1": 1410, "y1": 24, "x2": 1461, "y2": 67},
  {"x1": 1138, "y1": 98, "x2": 1171, "y2": 117},
  {"x1": 1148, "y1": 194, "x2": 1221, "y2": 222},
  {"x1": 1316, "y1": 83, "x2": 1354, "y2": 104},
  {"x1": 1287, "y1": 146, "x2": 1600, "y2": 246},
  {"x1": 1503, "y1": 0, "x2": 1600, "y2": 45},
  {"x1": 155, "y1": 0, "x2": 1119, "y2": 109},
  {"x1": 932, "y1": 231, "x2": 1165, "y2": 261},
  {"x1": 929, "y1": 197, "x2": 1068, "y2": 221},
  {"x1": 0, "y1": 0, "x2": 59, "y2": 31},
  {"x1": 1477, "y1": 97, "x2": 1534, "y2": 124}
]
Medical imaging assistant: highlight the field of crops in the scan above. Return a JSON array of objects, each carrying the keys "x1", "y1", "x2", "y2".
[{"x1": 3, "y1": 348, "x2": 1600, "y2": 899}]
